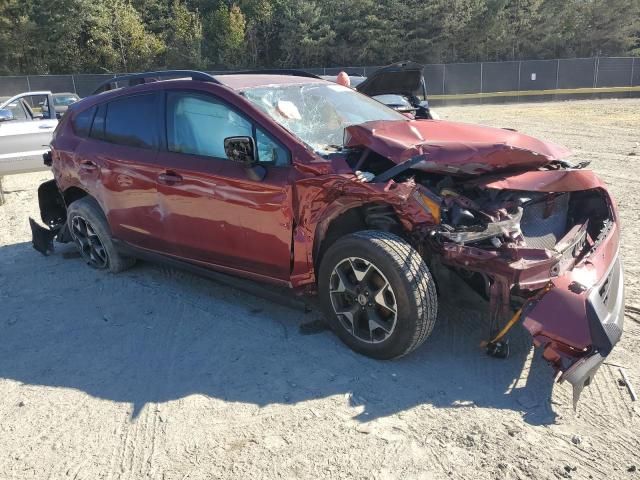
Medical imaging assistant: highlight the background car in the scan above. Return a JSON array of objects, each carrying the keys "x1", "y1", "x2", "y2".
[
  {"x1": 0, "y1": 91, "x2": 57, "y2": 179},
  {"x1": 40, "y1": 92, "x2": 81, "y2": 118},
  {"x1": 322, "y1": 61, "x2": 438, "y2": 119}
]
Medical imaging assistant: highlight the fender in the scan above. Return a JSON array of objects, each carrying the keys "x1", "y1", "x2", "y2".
[{"x1": 289, "y1": 174, "x2": 434, "y2": 288}]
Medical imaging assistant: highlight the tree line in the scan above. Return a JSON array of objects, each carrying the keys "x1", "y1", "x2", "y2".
[{"x1": 1, "y1": 0, "x2": 638, "y2": 75}]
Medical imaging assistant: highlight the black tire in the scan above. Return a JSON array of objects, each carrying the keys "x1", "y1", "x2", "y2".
[
  {"x1": 318, "y1": 230, "x2": 437, "y2": 359},
  {"x1": 67, "y1": 196, "x2": 136, "y2": 273}
]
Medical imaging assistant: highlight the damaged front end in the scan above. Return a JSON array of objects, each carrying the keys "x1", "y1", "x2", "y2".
[
  {"x1": 342, "y1": 119, "x2": 624, "y2": 406},
  {"x1": 432, "y1": 173, "x2": 622, "y2": 406}
]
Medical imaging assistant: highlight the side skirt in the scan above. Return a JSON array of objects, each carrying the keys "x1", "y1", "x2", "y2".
[{"x1": 113, "y1": 240, "x2": 313, "y2": 313}]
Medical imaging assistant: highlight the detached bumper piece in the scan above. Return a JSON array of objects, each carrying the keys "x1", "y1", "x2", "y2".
[
  {"x1": 29, "y1": 179, "x2": 69, "y2": 256},
  {"x1": 523, "y1": 252, "x2": 624, "y2": 408},
  {"x1": 29, "y1": 218, "x2": 63, "y2": 255}
]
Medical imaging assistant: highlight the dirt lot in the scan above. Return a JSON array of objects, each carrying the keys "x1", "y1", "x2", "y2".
[{"x1": 1, "y1": 99, "x2": 639, "y2": 480}]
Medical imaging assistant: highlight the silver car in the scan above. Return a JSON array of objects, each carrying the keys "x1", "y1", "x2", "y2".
[{"x1": 0, "y1": 91, "x2": 57, "y2": 178}]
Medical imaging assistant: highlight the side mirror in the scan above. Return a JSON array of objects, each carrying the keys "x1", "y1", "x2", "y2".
[
  {"x1": 224, "y1": 136, "x2": 256, "y2": 167},
  {"x1": 0, "y1": 109, "x2": 14, "y2": 122}
]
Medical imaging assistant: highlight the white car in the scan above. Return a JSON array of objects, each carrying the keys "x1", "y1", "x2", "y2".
[{"x1": 0, "y1": 91, "x2": 57, "y2": 177}]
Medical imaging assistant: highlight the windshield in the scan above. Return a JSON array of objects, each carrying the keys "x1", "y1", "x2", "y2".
[{"x1": 242, "y1": 83, "x2": 406, "y2": 152}]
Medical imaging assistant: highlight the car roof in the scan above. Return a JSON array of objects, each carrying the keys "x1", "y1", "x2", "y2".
[{"x1": 214, "y1": 74, "x2": 328, "y2": 90}]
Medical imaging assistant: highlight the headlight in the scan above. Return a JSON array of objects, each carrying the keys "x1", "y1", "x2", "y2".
[
  {"x1": 439, "y1": 208, "x2": 523, "y2": 244},
  {"x1": 413, "y1": 190, "x2": 441, "y2": 224}
]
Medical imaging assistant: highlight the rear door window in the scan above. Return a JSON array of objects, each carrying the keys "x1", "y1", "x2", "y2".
[
  {"x1": 90, "y1": 104, "x2": 106, "y2": 140},
  {"x1": 99, "y1": 94, "x2": 159, "y2": 149}
]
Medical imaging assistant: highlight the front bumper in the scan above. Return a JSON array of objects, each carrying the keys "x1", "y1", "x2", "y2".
[{"x1": 522, "y1": 242, "x2": 624, "y2": 406}]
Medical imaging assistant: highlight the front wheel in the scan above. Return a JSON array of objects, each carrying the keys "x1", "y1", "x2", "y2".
[{"x1": 318, "y1": 230, "x2": 438, "y2": 359}]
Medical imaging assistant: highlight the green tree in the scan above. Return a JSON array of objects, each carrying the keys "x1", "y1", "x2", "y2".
[
  {"x1": 204, "y1": 3, "x2": 247, "y2": 68},
  {"x1": 165, "y1": 0, "x2": 204, "y2": 68},
  {"x1": 1, "y1": 0, "x2": 639, "y2": 75},
  {"x1": 0, "y1": 0, "x2": 40, "y2": 74},
  {"x1": 275, "y1": 0, "x2": 334, "y2": 67}
]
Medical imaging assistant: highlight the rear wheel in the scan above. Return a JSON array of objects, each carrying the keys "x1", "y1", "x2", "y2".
[
  {"x1": 318, "y1": 230, "x2": 437, "y2": 359},
  {"x1": 67, "y1": 197, "x2": 135, "y2": 273}
]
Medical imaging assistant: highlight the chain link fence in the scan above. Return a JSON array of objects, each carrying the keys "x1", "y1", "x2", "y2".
[{"x1": 1, "y1": 57, "x2": 638, "y2": 103}]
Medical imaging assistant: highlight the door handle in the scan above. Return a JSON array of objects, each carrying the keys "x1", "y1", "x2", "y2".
[
  {"x1": 39, "y1": 125, "x2": 54, "y2": 129},
  {"x1": 158, "y1": 171, "x2": 183, "y2": 185},
  {"x1": 80, "y1": 160, "x2": 98, "y2": 171}
]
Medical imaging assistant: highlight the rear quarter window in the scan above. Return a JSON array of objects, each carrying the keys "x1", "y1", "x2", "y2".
[{"x1": 72, "y1": 106, "x2": 96, "y2": 137}]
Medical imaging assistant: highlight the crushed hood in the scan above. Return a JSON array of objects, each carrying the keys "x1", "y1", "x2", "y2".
[{"x1": 344, "y1": 119, "x2": 572, "y2": 176}]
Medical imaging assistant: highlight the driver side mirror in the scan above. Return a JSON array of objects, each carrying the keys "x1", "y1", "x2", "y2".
[
  {"x1": 0, "y1": 109, "x2": 14, "y2": 122},
  {"x1": 224, "y1": 136, "x2": 266, "y2": 182},
  {"x1": 224, "y1": 136, "x2": 256, "y2": 167}
]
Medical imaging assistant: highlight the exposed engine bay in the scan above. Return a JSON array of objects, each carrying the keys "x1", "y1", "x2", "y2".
[
  {"x1": 329, "y1": 118, "x2": 623, "y2": 406},
  {"x1": 345, "y1": 146, "x2": 613, "y2": 297}
]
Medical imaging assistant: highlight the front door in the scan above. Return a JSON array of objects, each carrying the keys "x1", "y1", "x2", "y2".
[{"x1": 156, "y1": 90, "x2": 295, "y2": 281}]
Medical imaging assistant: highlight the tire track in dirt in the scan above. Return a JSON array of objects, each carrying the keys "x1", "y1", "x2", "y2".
[
  {"x1": 131, "y1": 301, "x2": 186, "y2": 480},
  {"x1": 94, "y1": 277, "x2": 174, "y2": 480},
  {"x1": 0, "y1": 396, "x2": 90, "y2": 474}
]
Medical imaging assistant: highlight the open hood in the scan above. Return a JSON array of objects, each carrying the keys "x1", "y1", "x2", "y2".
[
  {"x1": 355, "y1": 61, "x2": 426, "y2": 99},
  {"x1": 344, "y1": 119, "x2": 572, "y2": 176}
]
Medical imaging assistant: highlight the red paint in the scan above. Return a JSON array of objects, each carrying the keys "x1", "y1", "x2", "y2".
[
  {"x1": 344, "y1": 119, "x2": 572, "y2": 175},
  {"x1": 49, "y1": 75, "x2": 623, "y2": 384},
  {"x1": 473, "y1": 169, "x2": 606, "y2": 192}
]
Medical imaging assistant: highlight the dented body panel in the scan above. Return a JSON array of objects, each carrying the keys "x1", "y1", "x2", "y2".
[
  {"x1": 38, "y1": 74, "x2": 624, "y2": 404},
  {"x1": 344, "y1": 119, "x2": 572, "y2": 175}
]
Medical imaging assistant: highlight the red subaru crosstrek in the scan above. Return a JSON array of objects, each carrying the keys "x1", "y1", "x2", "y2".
[{"x1": 33, "y1": 70, "x2": 624, "y2": 405}]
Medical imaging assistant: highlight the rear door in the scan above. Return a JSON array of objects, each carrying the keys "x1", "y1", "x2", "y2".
[
  {"x1": 0, "y1": 92, "x2": 57, "y2": 176},
  {"x1": 155, "y1": 89, "x2": 295, "y2": 281},
  {"x1": 73, "y1": 92, "x2": 170, "y2": 253}
]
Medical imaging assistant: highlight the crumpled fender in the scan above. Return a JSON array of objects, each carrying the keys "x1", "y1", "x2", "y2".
[{"x1": 289, "y1": 173, "x2": 434, "y2": 287}]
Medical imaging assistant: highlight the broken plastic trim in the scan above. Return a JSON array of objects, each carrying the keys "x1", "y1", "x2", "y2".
[
  {"x1": 439, "y1": 208, "x2": 523, "y2": 244},
  {"x1": 29, "y1": 217, "x2": 62, "y2": 255},
  {"x1": 561, "y1": 352, "x2": 605, "y2": 410},
  {"x1": 372, "y1": 153, "x2": 428, "y2": 183}
]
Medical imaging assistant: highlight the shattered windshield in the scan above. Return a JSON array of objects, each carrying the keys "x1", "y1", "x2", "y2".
[{"x1": 242, "y1": 83, "x2": 406, "y2": 152}]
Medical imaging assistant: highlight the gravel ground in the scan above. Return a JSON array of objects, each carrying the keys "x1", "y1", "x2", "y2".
[{"x1": 1, "y1": 99, "x2": 639, "y2": 480}]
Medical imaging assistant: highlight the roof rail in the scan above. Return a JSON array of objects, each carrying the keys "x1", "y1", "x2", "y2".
[
  {"x1": 217, "y1": 69, "x2": 322, "y2": 80},
  {"x1": 91, "y1": 70, "x2": 220, "y2": 95}
]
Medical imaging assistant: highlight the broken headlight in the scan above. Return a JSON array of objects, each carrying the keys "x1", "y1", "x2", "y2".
[{"x1": 439, "y1": 207, "x2": 523, "y2": 245}]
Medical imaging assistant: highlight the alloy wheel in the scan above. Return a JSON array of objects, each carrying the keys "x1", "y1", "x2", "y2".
[
  {"x1": 329, "y1": 256, "x2": 398, "y2": 343},
  {"x1": 71, "y1": 215, "x2": 109, "y2": 269}
]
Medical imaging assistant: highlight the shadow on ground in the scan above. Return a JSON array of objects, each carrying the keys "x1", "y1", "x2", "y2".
[{"x1": 0, "y1": 241, "x2": 557, "y2": 425}]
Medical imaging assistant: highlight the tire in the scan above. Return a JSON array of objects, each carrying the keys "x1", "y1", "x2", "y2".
[
  {"x1": 67, "y1": 196, "x2": 136, "y2": 273},
  {"x1": 318, "y1": 230, "x2": 437, "y2": 359}
]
